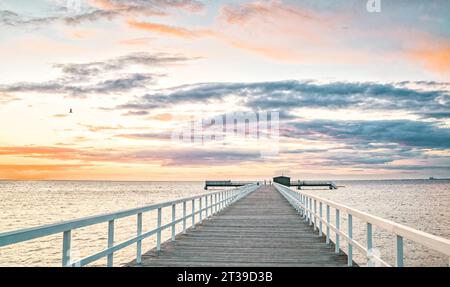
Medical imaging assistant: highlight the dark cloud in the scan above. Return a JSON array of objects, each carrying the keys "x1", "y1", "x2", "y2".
[
  {"x1": 287, "y1": 119, "x2": 450, "y2": 150},
  {"x1": 1, "y1": 73, "x2": 156, "y2": 97},
  {"x1": 53, "y1": 52, "x2": 195, "y2": 81},
  {"x1": 0, "y1": 52, "x2": 195, "y2": 97},
  {"x1": 0, "y1": 1, "x2": 203, "y2": 27},
  {"x1": 118, "y1": 80, "x2": 450, "y2": 116}
]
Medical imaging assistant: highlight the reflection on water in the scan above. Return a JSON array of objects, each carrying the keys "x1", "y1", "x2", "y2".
[{"x1": 0, "y1": 180, "x2": 449, "y2": 266}]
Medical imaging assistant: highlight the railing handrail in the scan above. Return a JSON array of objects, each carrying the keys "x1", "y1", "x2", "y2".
[
  {"x1": 274, "y1": 183, "x2": 450, "y2": 265},
  {"x1": 0, "y1": 184, "x2": 256, "y2": 248}
]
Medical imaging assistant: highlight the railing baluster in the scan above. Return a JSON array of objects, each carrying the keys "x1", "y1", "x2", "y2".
[
  {"x1": 107, "y1": 219, "x2": 114, "y2": 267},
  {"x1": 319, "y1": 202, "x2": 323, "y2": 237},
  {"x1": 62, "y1": 230, "x2": 71, "y2": 267},
  {"x1": 348, "y1": 214, "x2": 353, "y2": 267},
  {"x1": 156, "y1": 208, "x2": 162, "y2": 251},
  {"x1": 314, "y1": 199, "x2": 317, "y2": 230},
  {"x1": 326, "y1": 205, "x2": 330, "y2": 244},
  {"x1": 136, "y1": 213, "x2": 142, "y2": 264},
  {"x1": 183, "y1": 201, "x2": 187, "y2": 234},
  {"x1": 206, "y1": 195, "x2": 209, "y2": 217},
  {"x1": 309, "y1": 198, "x2": 312, "y2": 226},
  {"x1": 302, "y1": 195, "x2": 305, "y2": 218},
  {"x1": 191, "y1": 199, "x2": 195, "y2": 228},
  {"x1": 305, "y1": 196, "x2": 309, "y2": 222},
  {"x1": 335, "y1": 209, "x2": 340, "y2": 254},
  {"x1": 171, "y1": 204, "x2": 176, "y2": 241},
  {"x1": 199, "y1": 197, "x2": 203, "y2": 222},
  {"x1": 396, "y1": 235, "x2": 404, "y2": 267},
  {"x1": 367, "y1": 222, "x2": 373, "y2": 267}
]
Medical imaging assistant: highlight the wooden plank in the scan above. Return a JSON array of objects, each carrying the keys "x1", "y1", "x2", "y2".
[{"x1": 127, "y1": 185, "x2": 350, "y2": 267}]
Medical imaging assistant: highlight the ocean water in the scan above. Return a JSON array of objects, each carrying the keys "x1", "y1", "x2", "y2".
[{"x1": 0, "y1": 180, "x2": 449, "y2": 267}]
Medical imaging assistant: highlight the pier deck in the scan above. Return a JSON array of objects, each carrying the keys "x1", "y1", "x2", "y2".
[{"x1": 128, "y1": 186, "x2": 349, "y2": 267}]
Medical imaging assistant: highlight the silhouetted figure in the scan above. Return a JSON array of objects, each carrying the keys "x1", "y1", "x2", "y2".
[{"x1": 69, "y1": 108, "x2": 73, "y2": 113}]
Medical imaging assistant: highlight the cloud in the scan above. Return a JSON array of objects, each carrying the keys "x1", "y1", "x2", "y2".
[
  {"x1": 117, "y1": 80, "x2": 450, "y2": 117},
  {"x1": 0, "y1": 145, "x2": 261, "y2": 166},
  {"x1": 127, "y1": 20, "x2": 200, "y2": 38},
  {"x1": 1, "y1": 73, "x2": 157, "y2": 97},
  {"x1": 0, "y1": 0, "x2": 204, "y2": 27},
  {"x1": 288, "y1": 119, "x2": 450, "y2": 150},
  {"x1": 0, "y1": 52, "x2": 195, "y2": 97}
]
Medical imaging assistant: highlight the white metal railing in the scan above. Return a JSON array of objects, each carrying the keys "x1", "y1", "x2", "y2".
[
  {"x1": 0, "y1": 183, "x2": 259, "y2": 267},
  {"x1": 274, "y1": 183, "x2": 450, "y2": 267}
]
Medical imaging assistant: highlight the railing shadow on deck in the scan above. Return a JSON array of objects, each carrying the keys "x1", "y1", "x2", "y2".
[
  {"x1": 0, "y1": 183, "x2": 259, "y2": 267},
  {"x1": 274, "y1": 183, "x2": 450, "y2": 267}
]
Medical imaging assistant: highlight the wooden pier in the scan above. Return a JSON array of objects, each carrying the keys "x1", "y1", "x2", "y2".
[
  {"x1": 127, "y1": 185, "x2": 348, "y2": 267},
  {"x1": 1, "y1": 181, "x2": 449, "y2": 267}
]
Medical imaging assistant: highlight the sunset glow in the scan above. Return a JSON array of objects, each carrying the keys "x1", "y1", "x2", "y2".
[{"x1": 0, "y1": 0, "x2": 449, "y2": 180}]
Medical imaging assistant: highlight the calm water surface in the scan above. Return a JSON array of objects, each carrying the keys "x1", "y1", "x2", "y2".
[{"x1": 0, "y1": 180, "x2": 449, "y2": 266}]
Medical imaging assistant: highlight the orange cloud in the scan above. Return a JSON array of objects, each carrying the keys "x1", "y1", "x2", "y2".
[{"x1": 127, "y1": 20, "x2": 198, "y2": 38}]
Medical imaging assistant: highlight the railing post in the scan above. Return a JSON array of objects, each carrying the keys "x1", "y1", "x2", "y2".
[
  {"x1": 136, "y1": 213, "x2": 142, "y2": 264},
  {"x1": 367, "y1": 222, "x2": 373, "y2": 267},
  {"x1": 335, "y1": 209, "x2": 340, "y2": 253},
  {"x1": 348, "y1": 214, "x2": 353, "y2": 267},
  {"x1": 309, "y1": 198, "x2": 312, "y2": 226},
  {"x1": 107, "y1": 219, "x2": 114, "y2": 267},
  {"x1": 314, "y1": 199, "x2": 317, "y2": 230},
  {"x1": 319, "y1": 202, "x2": 323, "y2": 237},
  {"x1": 396, "y1": 235, "x2": 404, "y2": 267},
  {"x1": 62, "y1": 230, "x2": 71, "y2": 267},
  {"x1": 171, "y1": 204, "x2": 176, "y2": 241},
  {"x1": 191, "y1": 199, "x2": 195, "y2": 228},
  {"x1": 214, "y1": 194, "x2": 217, "y2": 214},
  {"x1": 183, "y1": 201, "x2": 187, "y2": 234},
  {"x1": 305, "y1": 196, "x2": 309, "y2": 222},
  {"x1": 199, "y1": 197, "x2": 203, "y2": 222},
  {"x1": 302, "y1": 194, "x2": 305, "y2": 216},
  {"x1": 326, "y1": 205, "x2": 330, "y2": 244},
  {"x1": 157, "y1": 207, "x2": 162, "y2": 251},
  {"x1": 206, "y1": 195, "x2": 209, "y2": 217}
]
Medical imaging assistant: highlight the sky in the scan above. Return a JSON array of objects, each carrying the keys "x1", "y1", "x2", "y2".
[{"x1": 0, "y1": 0, "x2": 449, "y2": 181}]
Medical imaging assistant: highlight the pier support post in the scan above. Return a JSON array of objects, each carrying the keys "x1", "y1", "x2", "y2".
[
  {"x1": 367, "y1": 223, "x2": 372, "y2": 267},
  {"x1": 191, "y1": 199, "x2": 195, "y2": 228},
  {"x1": 206, "y1": 196, "x2": 209, "y2": 218},
  {"x1": 171, "y1": 204, "x2": 176, "y2": 241},
  {"x1": 348, "y1": 214, "x2": 353, "y2": 267},
  {"x1": 183, "y1": 202, "x2": 187, "y2": 234},
  {"x1": 136, "y1": 213, "x2": 142, "y2": 264},
  {"x1": 319, "y1": 202, "x2": 323, "y2": 237},
  {"x1": 199, "y1": 197, "x2": 203, "y2": 222},
  {"x1": 396, "y1": 235, "x2": 404, "y2": 267},
  {"x1": 62, "y1": 230, "x2": 71, "y2": 267},
  {"x1": 107, "y1": 220, "x2": 114, "y2": 267},
  {"x1": 335, "y1": 209, "x2": 340, "y2": 254},
  {"x1": 157, "y1": 208, "x2": 162, "y2": 251},
  {"x1": 314, "y1": 200, "x2": 317, "y2": 230},
  {"x1": 326, "y1": 205, "x2": 330, "y2": 244},
  {"x1": 309, "y1": 198, "x2": 312, "y2": 226}
]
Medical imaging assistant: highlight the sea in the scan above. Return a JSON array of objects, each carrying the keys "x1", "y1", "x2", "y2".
[{"x1": 0, "y1": 179, "x2": 449, "y2": 267}]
